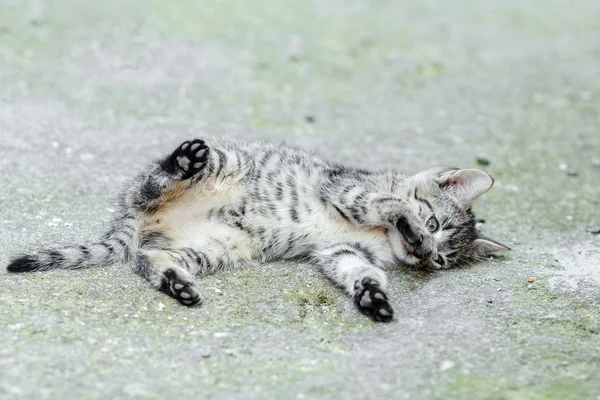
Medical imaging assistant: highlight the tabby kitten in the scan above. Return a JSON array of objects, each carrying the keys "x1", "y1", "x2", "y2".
[{"x1": 7, "y1": 137, "x2": 508, "y2": 322}]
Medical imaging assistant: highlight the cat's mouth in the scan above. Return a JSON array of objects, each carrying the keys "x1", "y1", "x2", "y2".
[
  {"x1": 388, "y1": 229, "x2": 431, "y2": 267},
  {"x1": 399, "y1": 239, "x2": 423, "y2": 265},
  {"x1": 397, "y1": 237, "x2": 445, "y2": 269}
]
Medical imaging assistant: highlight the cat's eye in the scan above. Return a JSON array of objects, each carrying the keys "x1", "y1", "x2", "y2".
[{"x1": 426, "y1": 216, "x2": 439, "y2": 233}]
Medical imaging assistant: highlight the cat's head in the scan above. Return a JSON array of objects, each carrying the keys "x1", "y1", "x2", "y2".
[{"x1": 390, "y1": 167, "x2": 509, "y2": 269}]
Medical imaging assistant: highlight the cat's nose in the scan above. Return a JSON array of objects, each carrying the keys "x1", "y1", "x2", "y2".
[
  {"x1": 413, "y1": 247, "x2": 433, "y2": 260},
  {"x1": 412, "y1": 237, "x2": 435, "y2": 260}
]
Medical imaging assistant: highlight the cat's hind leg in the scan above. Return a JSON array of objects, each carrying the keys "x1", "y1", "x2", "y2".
[
  {"x1": 135, "y1": 225, "x2": 255, "y2": 306},
  {"x1": 313, "y1": 240, "x2": 394, "y2": 322},
  {"x1": 135, "y1": 250, "x2": 203, "y2": 306}
]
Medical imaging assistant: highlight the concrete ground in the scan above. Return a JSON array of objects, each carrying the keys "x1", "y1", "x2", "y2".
[{"x1": 1, "y1": 0, "x2": 599, "y2": 398}]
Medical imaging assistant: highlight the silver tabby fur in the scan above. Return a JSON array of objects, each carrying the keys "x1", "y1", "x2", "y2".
[{"x1": 7, "y1": 137, "x2": 508, "y2": 322}]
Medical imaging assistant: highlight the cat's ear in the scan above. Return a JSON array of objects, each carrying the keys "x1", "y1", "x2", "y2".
[
  {"x1": 437, "y1": 169, "x2": 494, "y2": 209},
  {"x1": 472, "y1": 232, "x2": 511, "y2": 256}
]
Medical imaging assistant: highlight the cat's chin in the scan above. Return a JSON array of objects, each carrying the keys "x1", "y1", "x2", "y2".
[{"x1": 388, "y1": 229, "x2": 422, "y2": 267}]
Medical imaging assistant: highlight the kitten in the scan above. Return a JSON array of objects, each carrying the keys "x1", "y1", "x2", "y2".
[{"x1": 6, "y1": 137, "x2": 509, "y2": 322}]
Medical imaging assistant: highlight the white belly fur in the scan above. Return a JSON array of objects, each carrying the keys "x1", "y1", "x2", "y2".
[{"x1": 149, "y1": 177, "x2": 254, "y2": 258}]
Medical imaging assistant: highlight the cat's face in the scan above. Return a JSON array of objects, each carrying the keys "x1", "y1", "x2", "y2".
[{"x1": 389, "y1": 168, "x2": 509, "y2": 269}]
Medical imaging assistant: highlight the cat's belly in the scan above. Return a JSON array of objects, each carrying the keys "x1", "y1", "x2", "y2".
[{"x1": 141, "y1": 177, "x2": 254, "y2": 255}]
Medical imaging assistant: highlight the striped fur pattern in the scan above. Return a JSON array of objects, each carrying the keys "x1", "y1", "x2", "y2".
[{"x1": 7, "y1": 137, "x2": 509, "y2": 322}]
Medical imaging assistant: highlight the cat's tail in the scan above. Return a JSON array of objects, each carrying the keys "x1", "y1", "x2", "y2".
[{"x1": 6, "y1": 213, "x2": 139, "y2": 273}]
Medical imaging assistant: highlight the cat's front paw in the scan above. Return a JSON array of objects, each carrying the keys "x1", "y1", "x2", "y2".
[
  {"x1": 396, "y1": 216, "x2": 435, "y2": 260},
  {"x1": 161, "y1": 268, "x2": 203, "y2": 306},
  {"x1": 354, "y1": 278, "x2": 394, "y2": 322},
  {"x1": 163, "y1": 139, "x2": 210, "y2": 180}
]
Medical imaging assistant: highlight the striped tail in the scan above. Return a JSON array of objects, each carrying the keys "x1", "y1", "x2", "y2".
[{"x1": 6, "y1": 214, "x2": 138, "y2": 273}]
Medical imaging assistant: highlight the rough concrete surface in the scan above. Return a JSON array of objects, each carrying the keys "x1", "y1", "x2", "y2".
[{"x1": 1, "y1": 0, "x2": 599, "y2": 399}]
